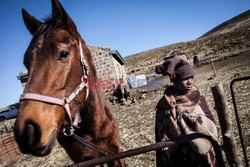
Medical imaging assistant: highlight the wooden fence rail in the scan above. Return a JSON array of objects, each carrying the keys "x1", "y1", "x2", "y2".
[{"x1": 68, "y1": 133, "x2": 225, "y2": 167}]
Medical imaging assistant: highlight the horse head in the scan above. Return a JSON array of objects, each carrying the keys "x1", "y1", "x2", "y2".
[{"x1": 14, "y1": 0, "x2": 92, "y2": 156}]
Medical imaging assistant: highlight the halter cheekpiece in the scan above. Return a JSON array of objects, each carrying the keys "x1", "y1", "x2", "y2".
[{"x1": 20, "y1": 38, "x2": 89, "y2": 136}]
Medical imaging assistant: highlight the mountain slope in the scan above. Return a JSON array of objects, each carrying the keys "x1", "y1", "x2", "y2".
[
  {"x1": 200, "y1": 10, "x2": 250, "y2": 38},
  {"x1": 124, "y1": 10, "x2": 250, "y2": 72}
]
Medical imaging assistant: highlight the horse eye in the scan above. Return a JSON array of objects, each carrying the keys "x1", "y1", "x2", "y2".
[{"x1": 58, "y1": 51, "x2": 69, "y2": 60}]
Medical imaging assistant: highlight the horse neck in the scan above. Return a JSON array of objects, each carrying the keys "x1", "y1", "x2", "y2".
[{"x1": 80, "y1": 81, "x2": 109, "y2": 131}]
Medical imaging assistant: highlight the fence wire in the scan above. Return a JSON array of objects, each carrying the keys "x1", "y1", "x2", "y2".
[{"x1": 0, "y1": 121, "x2": 22, "y2": 167}]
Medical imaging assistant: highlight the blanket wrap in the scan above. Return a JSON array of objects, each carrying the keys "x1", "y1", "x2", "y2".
[{"x1": 155, "y1": 86, "x2": 218, "y2": 167}]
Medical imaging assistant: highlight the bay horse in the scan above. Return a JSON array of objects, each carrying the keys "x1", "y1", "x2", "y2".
[{"x1": 14, "y1": 0, "x2": 125, "y2": 166}]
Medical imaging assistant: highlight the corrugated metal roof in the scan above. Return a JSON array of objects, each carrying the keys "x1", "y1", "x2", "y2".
[{"x1": 110, "y1": 50, "x2": 125, "y2": 65}]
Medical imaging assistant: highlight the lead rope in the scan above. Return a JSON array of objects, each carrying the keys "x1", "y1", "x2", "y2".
[
  {"x1": 72, "y1": 133, "x2": 114, "y2": 156},
  {"x1": 72, "y1": 133, "x2": 125, "y2": 167}
]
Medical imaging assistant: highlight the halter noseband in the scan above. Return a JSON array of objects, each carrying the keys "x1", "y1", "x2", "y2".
[{"x1": 20, "y1": 38, "x2": 89, "y2": 136}]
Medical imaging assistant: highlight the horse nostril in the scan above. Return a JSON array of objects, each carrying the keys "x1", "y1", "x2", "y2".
[
  {"x1": 24, "y1": 121, "x2": 41, "y2": 146},
  {"x1": 26, "y1": 123, "x2": 35, "y2": 145}
]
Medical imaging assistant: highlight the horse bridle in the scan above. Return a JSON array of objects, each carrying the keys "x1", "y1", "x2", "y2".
[
  {"x1": 20, "y1": 38, "x2": 89, "y2": 136},
  {"x1": 19, "y1": 38, "x2": 119, "y2": 158}
]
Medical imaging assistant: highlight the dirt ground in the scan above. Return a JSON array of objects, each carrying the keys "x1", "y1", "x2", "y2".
[{"x1": 5, "y1": 52, "x2": 250, "y2": 167}]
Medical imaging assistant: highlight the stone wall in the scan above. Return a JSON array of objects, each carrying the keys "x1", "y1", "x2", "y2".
[{"x1": 88, "y1": 46, "x2": 127, "y2": 89}]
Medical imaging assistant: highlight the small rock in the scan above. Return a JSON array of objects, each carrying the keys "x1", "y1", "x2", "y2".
[{"x1": 233, "y1": 73, "x2": 241, "y2": 77}]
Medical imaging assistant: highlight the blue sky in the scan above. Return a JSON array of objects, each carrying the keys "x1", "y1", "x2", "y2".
[{"x1": 0, "y1": 0, "x2": 249, "y2": 108}]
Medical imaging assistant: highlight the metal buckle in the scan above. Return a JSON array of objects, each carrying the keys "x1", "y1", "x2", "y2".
[
  {"x1": 164, "y1": 109, "x2": 171, "y2": 117},
  {"x1": 63, "y1": 127, "x2": 75, "y2": 136}
]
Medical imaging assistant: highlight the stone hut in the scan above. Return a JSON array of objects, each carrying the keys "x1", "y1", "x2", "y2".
[{"x1": 88, "y1": 46, "x2": 127, "y2": 88}]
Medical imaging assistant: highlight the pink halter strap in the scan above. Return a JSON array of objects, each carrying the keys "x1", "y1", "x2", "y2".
[{"x1": 20, "y1": 38, "x2": 89, "y2": 136}]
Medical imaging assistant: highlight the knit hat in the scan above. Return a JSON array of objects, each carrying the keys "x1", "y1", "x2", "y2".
[{"x1": 155, "y1": 57, "x2": 195, "y2": 82}]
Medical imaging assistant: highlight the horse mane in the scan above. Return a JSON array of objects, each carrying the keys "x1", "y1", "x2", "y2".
[{"x1": 31, "y1": 16, "x2": 67, "y2": 37}]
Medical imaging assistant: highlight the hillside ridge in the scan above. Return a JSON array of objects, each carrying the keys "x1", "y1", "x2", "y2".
[
  {"x1": 124, "y1": 10, "x2": 250, "y2": 72},
  {"x1": 200, "y1": 9, "x2": 250, "y2": 38}
]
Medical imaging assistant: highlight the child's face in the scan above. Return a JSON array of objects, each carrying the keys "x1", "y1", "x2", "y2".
[{"x1": 174, "y1": 77, "x2": 194, "y2": 94}]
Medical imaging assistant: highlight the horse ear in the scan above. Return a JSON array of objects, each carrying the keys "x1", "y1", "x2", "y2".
[
  {"x1": 51, "y1": 0, "x2": 77, "y2": 32},
  {"x1": 22, "y1": 9, "x2": 42, "y2": 35}
]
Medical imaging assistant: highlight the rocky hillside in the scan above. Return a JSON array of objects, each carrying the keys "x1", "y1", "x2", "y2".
[
  {"x1": 124, "y1": 10, "x2": 250, "y2": 74},
  {"x1": 200, "y1": 10, "x2": 250, "y2": 37}
]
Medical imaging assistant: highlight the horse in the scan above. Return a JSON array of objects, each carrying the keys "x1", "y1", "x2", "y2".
[{"x1": 14, "y1": 0, "x2": 125, "y2": 166}]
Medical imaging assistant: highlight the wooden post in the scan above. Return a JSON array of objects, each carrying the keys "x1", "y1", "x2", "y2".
[
  {"x1": 210, "y1": 58, "x2": 217, "y2": 77},
  {"x1": 211, "y1": 83, "x2": 241, "y2": 167}
]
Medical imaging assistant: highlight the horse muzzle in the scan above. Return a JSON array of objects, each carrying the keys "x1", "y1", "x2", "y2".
[{"x1": 14, "y1": 120, "x2": 57, "y2": 156}]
